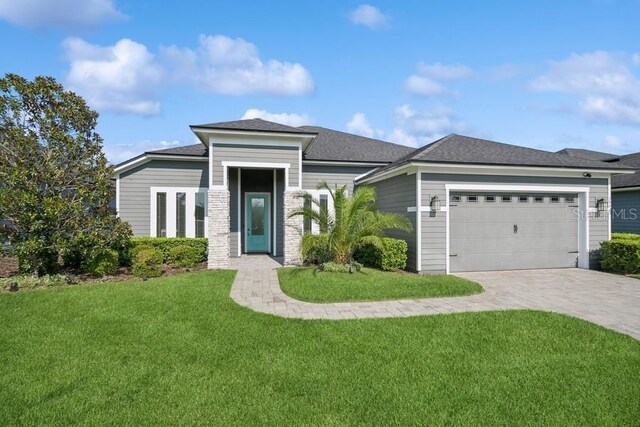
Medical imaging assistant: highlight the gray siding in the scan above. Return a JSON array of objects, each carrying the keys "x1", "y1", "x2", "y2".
[
  {"x1": 211, "y1": 144, "x2": 300, "y2": 188},
  {"x1": 370, "y1": 173, "x2": 417, "y2": 271},
  {"x1": 420, "y1": 173, "x2": 610, "y2": 273},
  {"x1": 119, "y1": 160, "x2": 208, "y2": 236},
  {"x1": 612, "y1": 190, "x2": 640, "y2": 233},
  {"x1": 302, "y1": 164, "x2": 375, "y2": 193}
]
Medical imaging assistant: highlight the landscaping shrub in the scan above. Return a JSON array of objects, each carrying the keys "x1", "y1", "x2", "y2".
[
  {"x1": 87, "y1": 248, "x2": 119, "y2": 277},
  {"x1": 132, "y1": 248, "x2": 164, "y2": 278},
  {"x1": 322, "y1": 261, "x2": 362, "y2": 273},
  {"x1": 301, "y1": 234, "x2": 331, "y2": 265},
  {"x1": 128, "y1": 238, "x2": 207, "y2": 264},
  {"x1": 354, "y1": 237, "x2": 408, "y2": 271},
  {"x1": 129, "y1": 244, "x2": 155, "y2": 263},
  {"x1": 600, "y1": 239, "x2": 640, "y2": 275},
  {"x1": 168, "y1": 244, "x2": 200, "y2": 268},
  {"x1": 0, "y1": 274, "x2": 77, "y2": 290}
]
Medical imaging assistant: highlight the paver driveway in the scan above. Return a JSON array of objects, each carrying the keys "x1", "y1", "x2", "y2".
[{"x1": 229, "y1": 255, "x2": 640, "y2": 340}]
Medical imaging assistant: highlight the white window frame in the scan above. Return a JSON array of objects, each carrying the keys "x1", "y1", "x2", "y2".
[
  {"x1": 150, "y1": 187, "x2": 209, "y2": 238},
  {"x1": 302, "y1": 189, "x2": 337, "y2": 235}
]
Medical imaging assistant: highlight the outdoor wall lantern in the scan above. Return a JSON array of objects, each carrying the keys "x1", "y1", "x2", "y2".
[
  {"x1": 596, "y1": 198, "x2": 608, "y2": 215},
  {"x1": 430, "y1": 196, "x2": 441, "y2": 212}
]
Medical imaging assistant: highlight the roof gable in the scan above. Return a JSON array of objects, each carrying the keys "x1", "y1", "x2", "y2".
[{"x1": 191, "y1": 118, "x2": 317, "y2": 135}]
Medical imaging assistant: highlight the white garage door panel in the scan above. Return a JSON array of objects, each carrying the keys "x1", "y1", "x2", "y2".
[{"x1": 450, "y1": 193, "x2": 579, "y2": 272}]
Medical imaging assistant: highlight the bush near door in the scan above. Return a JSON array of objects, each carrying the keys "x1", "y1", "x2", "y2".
[{"x1": 127, "y1": 238, "x2": 207, "y2": 265}]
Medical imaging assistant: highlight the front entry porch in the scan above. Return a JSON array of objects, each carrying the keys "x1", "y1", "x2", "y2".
[{"x1": 207, "y1": 167, "x2": 303, "y2": 269}]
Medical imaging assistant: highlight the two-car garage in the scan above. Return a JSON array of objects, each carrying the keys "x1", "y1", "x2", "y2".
[{"x1": 448, "y1": 192, "x2": 581, "y2": 273}]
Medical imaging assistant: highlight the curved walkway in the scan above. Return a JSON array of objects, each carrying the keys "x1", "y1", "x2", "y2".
[{"x1": 229, "y1": 255, "x2": 640, "y2": 340}]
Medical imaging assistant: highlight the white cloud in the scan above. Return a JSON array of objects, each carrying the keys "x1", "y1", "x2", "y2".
[
  {"x1": 346, "y1": 105, "x2": 467, "y2": 148},
  {"x1": 162, "y1": 35, "x2": 314, "y2": 95},
  {"x1": 349, "y1": 4, "x2": 389, "y2": 29},
  {"x1": 604, "y1": 135, "x2": 626, "y2": 150},
  {"x1": 531, "y1": 51, "x2": 640, "y2": 126},
  {"x1": 487, "y1": 63, "x2": 523, "y2": 80},
  {"x1": 241, "y1": 109, "x2": 312, "y2": 127},
  {"x1": 405, "y1": 62, "x2": 472, "y2": 96},
  {"x1": 106, "y1": 140, "x2": 182, "y2": 164},
  {"x1": 346, "y1": 113, "x2": 384, "y2": 139},
  {"x1": 0, "y1": 0, "x2": 125, "y2": 29},
  {"x1": 63, "y1": 37, "x2": 162, "y2": 115}
]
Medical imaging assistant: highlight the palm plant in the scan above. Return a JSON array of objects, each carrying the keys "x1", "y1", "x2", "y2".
[{"x1": 289, "y1": 182, "x2": 412, "y2": 265}]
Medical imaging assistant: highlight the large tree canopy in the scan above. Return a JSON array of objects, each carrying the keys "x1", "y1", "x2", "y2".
[{"x1": 0, "y1": 73, "x2": 130, "y2": 275}]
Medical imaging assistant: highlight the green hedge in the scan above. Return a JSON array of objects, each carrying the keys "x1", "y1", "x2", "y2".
[
  {"x1": 600, "y1": 234, "x2": 640, "y2": 275},
  {"x1": 132, "y1": 248, "x2": 164, "y2": 278},
  {"x1": 354, "y1": 237, "x2": 408, "y2": 271},
  {"x1": 168, "y1": 245, "x2": 200, "y2": 268},
  {"x1": 127, "y1": 238, "x2": 207, "y2": 265}
]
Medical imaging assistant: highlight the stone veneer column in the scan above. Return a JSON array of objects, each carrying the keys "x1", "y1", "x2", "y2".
[
  {"x1": 207, "y1": 189, "x2": 230, "y2": 269},
  {"x1": 283, "y1": 190, "x2": 303, "y2": 266}
]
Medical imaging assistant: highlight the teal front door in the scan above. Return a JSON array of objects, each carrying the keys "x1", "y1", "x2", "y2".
[{"x1": 245, "y1": 193, "x2": 270, "y2": 253}]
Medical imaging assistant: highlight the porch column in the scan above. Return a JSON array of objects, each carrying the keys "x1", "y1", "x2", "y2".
[
  {"x1": 208, "y1": 189, "x2": 230, "y2": 269},
  {"x1": 283, "y1": 190, "x2": 303, "y2": 266}
]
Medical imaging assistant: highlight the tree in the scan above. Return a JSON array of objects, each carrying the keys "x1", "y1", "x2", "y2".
[
  {"x1": 0, "y1": 73, "x2": 131, "y2": 275},
  {"x1": 289, "y1": 182, "x2": 412, "y2": 265}
]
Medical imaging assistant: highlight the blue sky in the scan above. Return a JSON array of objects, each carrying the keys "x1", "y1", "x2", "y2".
[{"x1": 1, "y1": 0, "x2": 639, "y2": 163}]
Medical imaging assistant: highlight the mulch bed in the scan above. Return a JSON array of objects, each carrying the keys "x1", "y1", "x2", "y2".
[{"x1": 0, "y1": 256, "x2": 19, "y2": 278}]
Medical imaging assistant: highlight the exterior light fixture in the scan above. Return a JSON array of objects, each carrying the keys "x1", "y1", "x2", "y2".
[
  {"x1": 430, "y1": 195, "x2": 441, "y2": 212},
  {"x1": 596, "y1": 198, "x2": 608, "y2": 215},
  {"x1": 583, "y1": 172, "x2": 592, "y2": 178}
]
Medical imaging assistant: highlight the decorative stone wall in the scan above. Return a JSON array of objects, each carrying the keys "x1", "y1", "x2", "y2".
[
  {"x1": 283, "y1": 190, "x2": 303, "y2": 266},
  {"x1": 208, "y1": 189, "x2": 230, "y2": 269}
]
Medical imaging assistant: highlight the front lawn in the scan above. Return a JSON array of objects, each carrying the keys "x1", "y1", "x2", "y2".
[
  {"x1": 278, "y1": 267, "x2": 483, "y2": 302},
  {"x1": 1, "y1": 271, "x2": 639, "y2": 425}
]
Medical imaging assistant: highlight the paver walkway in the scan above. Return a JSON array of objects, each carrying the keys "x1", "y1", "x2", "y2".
[{"x1": 229, "y1": 255, "x2": 640, "y2": 340}]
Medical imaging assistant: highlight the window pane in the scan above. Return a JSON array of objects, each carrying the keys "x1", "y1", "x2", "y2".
[
  {"x1": 195, "y1": 192, "x2": 206, "y2": 238},
  {"x1": 319, "y1": 194, "x2": 328, "y2": 233},
  {"x1": 251, "y1": 198, "x2": 265, "y2": 235},
  {"x1": 176, "y1": 192, "x2": 186, "y2": 237},
  {"x1": 303, "y1": 197, "x2": 312, "y2": 234},
  {"x1": 156, "y1": 192, "x2": 167, "y2": 237}
]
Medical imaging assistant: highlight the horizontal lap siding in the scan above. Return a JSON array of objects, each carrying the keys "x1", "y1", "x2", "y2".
[
  {"x1": 302, "y1": 165, "x2": 375, "y2": 194},
  {"x1": 211, "y1": 144, "x2": 299, "y2": 188},
  {"x1": 119, "y1": 160, "x2": 208, "y2": 236},
  {"x1": 611, "y1": 190, "x2": 640, "y2": 233},
  {"x1": 421, "y1": 173, "x2": 610, "y2": 272},
  {"x1": 370, "y1": 174, "x2": 417, "y2": 271}
]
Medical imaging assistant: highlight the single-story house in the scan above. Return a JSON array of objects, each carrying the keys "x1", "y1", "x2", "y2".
[
  {"x1": 113, "y1": 119, "x2": 634, "y2": 273},
  {"x1": 557, "y1": 148, "x2": 640, "y2": 234}
]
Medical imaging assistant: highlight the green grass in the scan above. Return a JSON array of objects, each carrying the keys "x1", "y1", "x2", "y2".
[
  {"x1": 278, "y1": 267, "x2": 483, "y2": 302},
  {"x1": 1, "y1": 271, "x2": 639, "y2": 426}
]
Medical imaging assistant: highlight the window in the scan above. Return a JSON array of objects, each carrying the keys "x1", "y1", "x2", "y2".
[
  {"x1": 156, "y1": 192, "x2": 167, "y2": 237},
  {"x1": 450, "y1": 195, "x2": 461, "y2": 203},
  {"x1": 302, "y1": 189, "x2": 335, "y2": 234},
  {"x1": 550, "y1": 196, "x2": 560, "y2": 203},
  {"x1": 565, "y1": 196, "x2": 575, "y2": 203},
  {"x1": 319, "y1": 194, "x2": 329, "y2": 233},
  {"x1": 534, "y1": 196, "x2": 544, "y2": 203},
  {"x1": 518, "y1": 195, "x2": 528, "y2": 203},
  {"x1": 485, "y1": 195, "x2": 495, "y2": 202},
  {"x1": 303, "y1": 197, "x2": 312, "y2": 234},
  {"x1": 467, "y1": 195, "x2": 478, "y2": 203},
  {"x1": 195, "y1": 192, "x2": 206, "y2": 238},
  {"x1": 176, "y1": 192, "x2": 186, "y2": 237},
  {"x1": 502, "y1": 195, "x2": 512, "y2": 203},
  {"x1": 151, "y1": 188, "x2": 208, "y2": 238}
]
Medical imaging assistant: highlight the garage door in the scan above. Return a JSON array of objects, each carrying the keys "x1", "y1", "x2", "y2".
[{"x1": 449, "y1": 192, "x2": 579, "y2": 272}]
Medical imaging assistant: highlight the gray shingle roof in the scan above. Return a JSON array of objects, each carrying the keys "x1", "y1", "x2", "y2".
[
  {"x1": 556, "y1": 148, "x2": 619, "y2": 161},
  {"x1": 147, "y1": 144, "x2": 207, "y2": 157},
  {"x1": 190, "y1": 118, "x2": 317, "y2": 135},
  {"x1": 300, "y1": 126, "x2": 415, "y2": 163},
  {"x1": 610, "y1": 152, "x2": 640, "y2": 188},
  {"x1": 363, "y1": 134, "x2": 634, "y2": 180}
]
